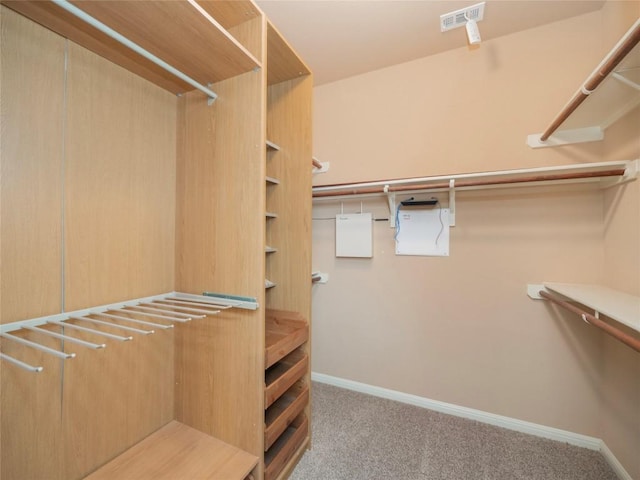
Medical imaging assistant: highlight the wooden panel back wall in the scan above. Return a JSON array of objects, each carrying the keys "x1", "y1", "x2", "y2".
[
  {"x1": 1, "y1": 7, "x2": 64, "y2": 324},
  {"x1": 1, "y1": 8, "x2": 176, "y2": 479}
]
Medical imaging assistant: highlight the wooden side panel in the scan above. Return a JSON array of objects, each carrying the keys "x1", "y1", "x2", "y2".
[
  {"x1": 0, "y1": 6, "x2": 64, "y2": 324},
  {"x1": 174, "y1": 14, "x2": 266, "y2": 468},
  {"x1": 0, "y1": 330, "x2": 64, "y2": 480},
  {"x1": 265, "y1": 75, "x2": 313, "y2": 319},
  {"x1": 64, "y1": 42, "x2": 177, "y2": 311}
]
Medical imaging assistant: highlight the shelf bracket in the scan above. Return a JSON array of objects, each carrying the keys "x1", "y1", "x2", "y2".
[
  {"x1": 385, "y1": 186, "x2": 396, "y2": 228},
  {"x1": 312, "y1": 157, "x2": 330, "y2": 174},
  {"x1": 449, "y1": 179, "x2": 456, "y2": 227},
  {"x1": 312, "y1": 271, "x2": 329, "y2": 284}
]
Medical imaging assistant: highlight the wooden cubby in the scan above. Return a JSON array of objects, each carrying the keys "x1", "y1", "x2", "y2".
[{"x1": 1, "y1": 2, "x2": 311, "y2": 480}]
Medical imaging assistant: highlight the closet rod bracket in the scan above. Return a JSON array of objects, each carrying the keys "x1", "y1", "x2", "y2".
[
  {"x1": 449, "y1": 179, "x2": 456, "y2": 227},
  {"x1": 385, "y1": 186, "x2": 396, "y2": 228}
]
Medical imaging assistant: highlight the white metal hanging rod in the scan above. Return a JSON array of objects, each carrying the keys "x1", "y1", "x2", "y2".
[
  {"x1": 48, "y1": 320, "x2": 133, "y2": 341},
  {"x1": 312, "y1": 160, "x2": 632, "y2": 198},
  {"x1": 23, "y1": 326, "x2": 105, "y2": 349},
  {"x1": 69, "y1": 316, "x2": 154, "y2": 335},
  {"x1": 120, "y1": 308, "x2": 192, "y2": 323},
  {"x1": 51, "y1": 0, "x2": 218, "y2": 104},
  {"x1": 144, "y1": 301, "x2": 221, "y2": 315},
  {"x1": 156, "y1": 299, "x2": 232, "y2": 310},
  {"x1": 96, "y1": 312, "x2": 174, "y2": 330},
  {"x1": 0, "y1": 332, "x2": 75, "y2": 359},
  {"x1": 0, "y1": 352, "x2": 43, "y2": 373},
  {"x1": 127, "y1": 305, "x2": 199, "y2": 319}
]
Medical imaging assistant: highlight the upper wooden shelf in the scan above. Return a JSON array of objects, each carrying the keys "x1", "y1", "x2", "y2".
[
  {"x1": 84, "y1": 421, "x2": 258, "y2": 480},
  {"x1": 267, "y1": 21, "x2": 311, "y2": 86},
  {"x1": 2, "y1": 0, "x2": 262, "y2": 95},
  {"x1": 543, "y1": 283, "x2": 640, "y2": 333}
]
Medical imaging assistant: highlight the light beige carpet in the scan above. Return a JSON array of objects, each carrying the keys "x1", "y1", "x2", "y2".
[{"x1": 290, "y1": 382, "x2": 618, "y2": 480}]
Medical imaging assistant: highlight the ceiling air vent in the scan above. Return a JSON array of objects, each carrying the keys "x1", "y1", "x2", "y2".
[{"x1": 440, "y1": 2, "x2": 485, "y2": 32}]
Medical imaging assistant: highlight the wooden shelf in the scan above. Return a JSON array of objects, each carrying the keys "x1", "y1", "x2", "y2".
[
  {"x1": 84, "y1": 421, "x2": 258, "y2": 480},
  {"x1": 3, "y1": 0, "x2": 261, "y2": 95},
  {"x1": 266, "y1": 212, "x2": 278, "y2": 219},
  {"x1": 265, "y1": 246, "x2": 277, "y2": 254},
  {"x1": 264, "y1": 382, "x2": 309, "y2": 451},
  {"x1": 265, "y1": 309, "x2": 308, "y2": 369},
  {"x1": 266, "y1": 176, "x2": 280, "y2": 185},
  {"x1": 266, "y1": 140, "x2": 281, "y2": 151},
  {"x1": 266, "y1": 21, "x2": 311, "y2": 86},
  {"x1": 264, "y1": 415, "x2": 308, "y2": 480},
  {"x1": 543, "y1": 283, "x2": 640, "y2": 333},
  {"x1": 265, "y1": 349, "x2": 308, "y2": 409}
]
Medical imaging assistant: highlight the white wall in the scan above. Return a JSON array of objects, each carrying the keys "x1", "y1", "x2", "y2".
[{"x1": 311, "y1": 5, "x2": 639, "y2": 477}]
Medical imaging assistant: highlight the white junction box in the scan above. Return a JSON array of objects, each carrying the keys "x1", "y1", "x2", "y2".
[{"x1": 336, "y1": 213, "x2": 373, "y2": 258}]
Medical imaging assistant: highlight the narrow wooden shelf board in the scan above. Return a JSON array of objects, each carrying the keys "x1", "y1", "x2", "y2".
[
  {"x1": 84, "y1": 421, "x2": 258, "y2": 480},
  {"x1": 265, "y1": 383, "x2": 309, "y2": 451},
  {"x1": 544, "y1": 283, "x2": 640, "y2": 332},
  {"x1": 265, "y1": 350, "x2": 308, "y2": 408},
  {"x1": 264, "y1": 415, "x2": 309, "y2": 480},
  {"x1": 266, "y1": 176, "x2": 280, "y2": 185},
  {"x1": 265, "y1": 310, "x2": 308, "y2": 368},
  {"x1": 266, "y1": 140, "x2": 281, "y2": 151}
]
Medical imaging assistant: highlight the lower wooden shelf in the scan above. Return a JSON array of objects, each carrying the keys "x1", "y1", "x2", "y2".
[
  {"x1": 265, "y1": 349, "x2": 308, "y2": 409},
  {"x1": 264, "y1": 414, "x2": 309, "y2": 480},
  {"x1": 265, "y1": 381, "x2": 309, "y2": 451},
  {"x1": 84, "y1": 421, "x2": 258, "y2": 480}
]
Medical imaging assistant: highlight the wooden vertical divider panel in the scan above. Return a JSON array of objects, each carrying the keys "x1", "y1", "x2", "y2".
[
  {"x1": 174, "y1": 13, "x2": 267, "y2": 477},
  {"x1": 0, "y1": 7, "x2": 65, "y2": 324}
]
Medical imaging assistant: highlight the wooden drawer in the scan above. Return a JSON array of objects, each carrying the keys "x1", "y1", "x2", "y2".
[
  {"x1": 265, "y1": 381, "x2": 309, "y2": 451},
  {"x1": 265, "y1": 349, "x2": 308, "y2": 409},
  {"x1": 265, "y1": 309, "x2": 308, "y2": 369},
  {"x1": 264, "y1": 414, "x2": 308, "y2": 480}
]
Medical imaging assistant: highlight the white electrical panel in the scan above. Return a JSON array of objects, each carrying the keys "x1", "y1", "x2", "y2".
[
  {"x1": 335, "y1": 213, "x2": 373, "y2": 258},
  {"x1": 395, "y1": 208, "x2": 449, "y2": 256}
]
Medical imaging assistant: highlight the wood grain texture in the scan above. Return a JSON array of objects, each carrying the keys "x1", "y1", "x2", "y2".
[
  {"x1": 85, "y1": 421, "x2": 258, "y2": 480},
  {"x1": 196, "y1": 1, "x2": 261, "y2": 30},
  {"x1": 265, "y1": 309, "x2": 308, "y2": 368},
  {"x1": 2, "y1": 1, "x2": 261, "y2": 94},
  {"x1": 0, "y1": 330, "x2": 64, "y2": 480},
  {"x1": 1, "y1": 7, "x2": 65, "y2": 324},
  {"x1": 61, "y1": 325, "x2": 174, "y2": 478},
  {"x1": 266, "y1": 22, "x2": 310, "y2": 86},
  {"x1": 265, "y1": 350, "x2": 308, "y2": 409},
  {"x1": 265, "y1": 382, "x2": 309, "y2": 451},
  {"x1": 264, "y1": 415, "x2": 308, "y2": 480},
  {"x1": 265, "y1": 75, "x2": 313, "y2": 320},
  {"x1": 174, "y1": 309, "x2": 264, "y2": 456},
  {"x1": 74, "y1": 1, "x2": 261, "y2": 85},
  {"x1": 1, "y1": 1, "x2": 191, "y2": 94},
  {"x1": 64, "y1": 41, "x2": 176, "y2": 311}
]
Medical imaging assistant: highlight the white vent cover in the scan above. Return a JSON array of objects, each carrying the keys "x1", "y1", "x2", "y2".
[{"x1": 440, "y1": 2, "x2": 485, "y2": 32}]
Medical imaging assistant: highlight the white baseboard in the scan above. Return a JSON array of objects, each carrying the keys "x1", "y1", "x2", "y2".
[{"x1": 311, "y1": 372, "x2": 631, "y2": 480}]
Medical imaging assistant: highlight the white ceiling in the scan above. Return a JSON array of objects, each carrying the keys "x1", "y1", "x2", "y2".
[{"x1": 256, "y1": 0, "x2": 606, "y2": 85}]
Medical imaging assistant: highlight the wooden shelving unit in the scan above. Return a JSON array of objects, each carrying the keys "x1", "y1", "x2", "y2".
[
  {"x1": 262, "y1": 19, "x2": 313, "y2": 479},
  {"x1": 1, "y1": 2, "x2": 312, "y2": 480}
]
